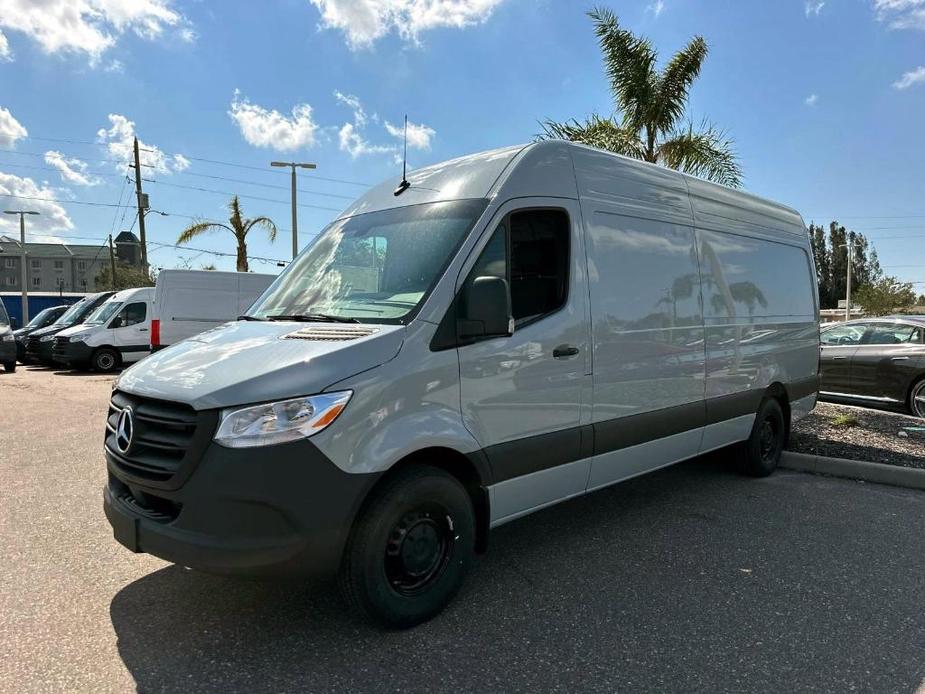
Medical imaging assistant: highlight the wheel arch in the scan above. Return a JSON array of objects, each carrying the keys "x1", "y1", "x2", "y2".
[
  {"x1": 355, "y1": 446, "x2": 492, "y2": 554},
  {"x1": 765, "y1": 381, "x2": 792, "y2": 442}
]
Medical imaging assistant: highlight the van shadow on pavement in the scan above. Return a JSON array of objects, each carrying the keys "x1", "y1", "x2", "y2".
[{"x1": 109, "y1": 456, "x2": 925, "y2": 694}]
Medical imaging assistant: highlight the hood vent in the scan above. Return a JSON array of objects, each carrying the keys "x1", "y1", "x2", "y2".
[{"x1": 284, "y1": 325, "x2": 380, "y2": 342}]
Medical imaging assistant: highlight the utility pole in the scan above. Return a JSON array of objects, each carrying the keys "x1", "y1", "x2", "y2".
[
  {"x1": 270, "y1": 161, "x2": 316, "y2": 260},
  {"x1": 108, "y1": 235, "x2": 117, "y2": 292},
  {"x1": 132, "y1": 137, "x2": 149, "y2": 269},
  {"x1": 4, "y1": 209, "x2": 39, "y2": 325},
  {"x1": 840, "y1": 237, "x2": 861, "y2": 322}
]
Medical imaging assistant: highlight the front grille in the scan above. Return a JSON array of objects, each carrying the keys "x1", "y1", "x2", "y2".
[
  {"x1": 52, "y1": 336, "x2": 68, "y2": 353},
  {"x1": 105, "y1": 390, "x2": 215, "y2": 486},
  {"x1": 25, "y1": 336, "x2": 41, "y2": 353}
]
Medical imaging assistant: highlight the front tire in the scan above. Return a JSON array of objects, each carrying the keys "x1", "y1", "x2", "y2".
[
  {"x1": 909, "y1": 378, "x2": 925, "y2": 419},
  {"x1": 735, "y1": 398, "x2": 786, "y2": 477},
  {"x1": 91, "y1": 348, "x2": 120, "y2": 373},
  {"x1": 2, "y1": 360, "x2": 15, "y2": 373},
  {"x1": 339, "y1": 466, "x2": 476, "y2": 629}
]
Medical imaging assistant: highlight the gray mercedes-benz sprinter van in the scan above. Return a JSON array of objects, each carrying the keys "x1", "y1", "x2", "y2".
[{"x1": 104, "y1": 142, "x2": 819, "y2": 627}]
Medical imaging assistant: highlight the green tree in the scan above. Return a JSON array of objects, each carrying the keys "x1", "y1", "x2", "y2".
[
  {"x1": 177, "y1": 195, "x2": 277, "y2": 272},
  {"x1": 94, "y1": 262, "x2": 155, "y2": 291},
  {"x1": 854, "y1": 276, "x2": 917, "y2": 316},
  {"x1": 540, "y1": 7, "x2": 742, "y2": 187},
  {"x1": 808, "y1": 221, "x2": 884, "y2": 309}
]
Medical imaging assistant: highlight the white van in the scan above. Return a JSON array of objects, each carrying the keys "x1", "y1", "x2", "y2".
[
  {"x1": 151, "y1": 269, "x2": 275, "y2": 351},
  {"x1": 54, "y1": 287, "x2": 155, "y2": 371},
  {"x1": 103, "y1": 142, "x2": 820, "y2": 628}
]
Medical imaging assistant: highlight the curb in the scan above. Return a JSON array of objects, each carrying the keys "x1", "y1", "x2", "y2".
[{"x1": 781, "y1": 451, "x2": 925, "y2": 491}]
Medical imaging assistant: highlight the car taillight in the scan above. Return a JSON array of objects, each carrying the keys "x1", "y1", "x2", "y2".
[{"x1": 151, "y1": 319, "x2": 160, "y2": 347}]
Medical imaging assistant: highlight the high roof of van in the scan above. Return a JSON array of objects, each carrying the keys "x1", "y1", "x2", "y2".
[
  {"x1": 106, "y1": 286, "x2": 155, "y2": 303},
  {"x1": 337, "y1": 140, "x2": 804, "y2": 235}
]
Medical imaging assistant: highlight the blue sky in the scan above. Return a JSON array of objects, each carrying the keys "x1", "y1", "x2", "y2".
[{"x1": 0, "y1": 0, "x2": 923, "y2": 288}]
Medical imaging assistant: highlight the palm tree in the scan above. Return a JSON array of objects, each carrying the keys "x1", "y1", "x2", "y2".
[
  {"x1": 176, "y1": 195, "x2": 277, "y2": 272},
  {"x1": 540, "y1": 7, "x2": 742, "y2": 187}
]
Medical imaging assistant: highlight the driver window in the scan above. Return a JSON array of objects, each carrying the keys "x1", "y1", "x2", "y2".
[
  {"x1": 465, "y1": 209, "x2": 570, "y2": 327},
  {"x1": 113, "y1": 302, "x2": 146, "y2": 329},
  {"x1": 821, "y1": 324, "x2": 865, "y2": 345}
]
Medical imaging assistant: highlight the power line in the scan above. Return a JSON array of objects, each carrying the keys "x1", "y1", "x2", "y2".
[{"x1": 147, "y1": 179, "x2": 343, "y2": 212}]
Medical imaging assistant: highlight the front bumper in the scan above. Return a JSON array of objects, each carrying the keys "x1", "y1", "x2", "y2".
[
  {"x1": 26, "y1": 338, "x2": 56, "y2": 364},
  {"x1": 104, "y1": 435, "x2": 381, "y2": 577},
  {"x1": 52, "y1": 339, "x2": 92, "y2": 366}
]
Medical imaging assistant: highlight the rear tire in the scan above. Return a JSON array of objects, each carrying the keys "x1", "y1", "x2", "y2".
[
  {"x1": 909, "y1": 377, "x2": 925, "y2": 419},
  {"x1": 91, "y1": 348, "x2": 119, "y2": 373},
  {"x1": 339, "y1": 466, "x2": 476, "y2": 629},
  {"x1": 2, "y1": 361, "x2": 15, "y2": 373},
  {"x1": 735, "y1": 398, "x2": 786, "y2": 477}
]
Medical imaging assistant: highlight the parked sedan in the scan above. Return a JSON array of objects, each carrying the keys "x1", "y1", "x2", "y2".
[{"x1": 819, "y1": 317, "x2": 925, "y2": 417}]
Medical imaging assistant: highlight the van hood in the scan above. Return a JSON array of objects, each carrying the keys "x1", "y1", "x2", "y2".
[
  {"x1": 115, "y1": 320, "x2": 405, "y2": 410},
  {"x1": 27, "y1": 324, "x2": 70, "y2": 338},
  {"x1": 57, "y1": 324, "x2": 98, "y2": 339}
]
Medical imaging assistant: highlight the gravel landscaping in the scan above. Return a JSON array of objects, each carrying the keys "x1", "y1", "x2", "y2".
[{"x1": 789, "y1": 402, "x2": 925, "y2": 469}]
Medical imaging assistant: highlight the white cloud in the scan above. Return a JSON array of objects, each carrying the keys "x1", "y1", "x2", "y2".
[
  {"x1": 805, "y1": 1, "x2": 825, "y2": 16},
  {"x1": 338, "y1": 122, "x2": 395, "y2": 158},
  {"x1": 0, "y1": 29, "x2": 11, "y2": 61},
  {"x1": 44, "y1": 151, "x2": 102, "y2": 186},
  {"x1": 228, "y1": 90, "x2": 319, "y2": 152},
  {"x1": 333, "y1": 91, "x2": 398, "y2": 158},
  {"x1": 873, "y1": 0, "x2": 925, "y2": 30},
  {"x1": 0, "y1": 0, "x2": 194, "y2": 64},
  {"x1": 0, "y1": 106, "x2": 27, "y2": 147},
  {"x1": 0, "y1": 171, "x2": 74, "y2": 233},
  {"x1": 308, "y1": 0, "x2": 505, "y2": 49},
  {"x1": 893, "y1": 65, "x2": 925, "y2": 89},
  {"x1": 384, "y1": 119, "x2": 436, "y2": 150},
  {"x1": 96, "y1": 113, "x2": 189, "y2": 174},
  {"x1": 804, "y1": 93, "x2": 818, "y2": 106},
  {"x1": 648, "y1": 0, "x2": 666, "y2": 17}
]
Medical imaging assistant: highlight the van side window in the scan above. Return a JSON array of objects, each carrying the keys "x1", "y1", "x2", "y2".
[
  {"x1": 466, "y1": 209, "x2": 569, "y2": 328},
  {"x1": 116, "y1": 302, "x2": 147, "y2": 328}
]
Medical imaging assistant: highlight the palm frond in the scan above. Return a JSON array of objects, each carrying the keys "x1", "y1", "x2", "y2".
[
  {"x1": 243, "y1": 216, "x2": 278, "y2": 243},
  {"x1": 653, "y1": 35, "x2": 708, "y2": 134},
  {"x1": 176, "y1": 221, "x2": 233, "y2": 246},
  {"x1": 539, "y1": 116, "x2": 645, "y2": 159},
  {"x1": 657, "y1": 122, "x2": 743, "y2": 187},
  {"x1": 588, "y1": 6, "x2": 657, "y2": 132}
]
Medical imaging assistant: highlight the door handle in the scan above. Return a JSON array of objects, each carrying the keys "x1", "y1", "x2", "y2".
[
  {"x1": 138, "y1": 328, "x2": 149, "y2": 333},
  {"x1": 831, "y1": 356, "x2": 847, "y2": 360},
  {"x1": 553, "y1": 345, "x2": 579, "y2": 358},
  {"x1": 891, "y1": 356, "x2": 909, "y2": 361}
]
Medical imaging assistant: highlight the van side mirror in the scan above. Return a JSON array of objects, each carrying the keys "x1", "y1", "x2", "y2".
[
  {"x1": 458, "y1": 276, "x2": 514, "y2": 339},
  {"x1": 10, "y1": 317, "x2": 18, "y2": 330}
]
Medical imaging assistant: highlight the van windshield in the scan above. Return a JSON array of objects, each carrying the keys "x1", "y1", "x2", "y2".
[
  {"x1": 85, "y1": 301, "x2": 123, "y2": 326},
  {"x1": 247, "y1": 199, "x2": 487, "y2": 324},
  {"x1": 55, "y1": 299, "x2": 89, "y2": 327}
]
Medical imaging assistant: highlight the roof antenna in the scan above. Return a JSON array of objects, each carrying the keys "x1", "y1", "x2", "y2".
[{"x1": 393, "y1": 114, "x2": 411, "y2": 196}]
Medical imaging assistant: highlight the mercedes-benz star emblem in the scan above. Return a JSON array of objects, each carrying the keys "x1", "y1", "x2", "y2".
[{"x1": 115, "y1": 408, "x2": 134, "y2": 454}]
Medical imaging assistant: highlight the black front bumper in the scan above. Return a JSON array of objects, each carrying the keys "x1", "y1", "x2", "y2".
[
  {"x1": 104, "y1": 434, "x2": 381, "y2": 577},
  {"x1": 25, "y1": 336, "x2": 57, "y2": 364},
  {"x1": 52, "y1": 339, "x2": 93, "y2": 366}
]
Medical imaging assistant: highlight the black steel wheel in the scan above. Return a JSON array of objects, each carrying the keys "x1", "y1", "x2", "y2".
[
  {"x1": 92, "y1": 348, "x2": 119, "y2": 373},
  {"x1": 735, "y1": 397, "x2": 786, "y2": 477},
  {"x1": 339, "y1": 466, "x2": 475, "y2": 629}
]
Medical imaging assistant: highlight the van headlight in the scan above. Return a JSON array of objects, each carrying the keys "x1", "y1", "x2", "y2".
[
  {"x1": 69, "y1": 334, "x2": 89, "y2": 343},
  {"x1": 214, "y1": 391, "x2": 352, "y2": 448},
  {"x1": 40, "y1": 335, "x2": 55, "y2": 342},
  {"x1": 1, "y1": 334, "x2": 13, "y2": 342}
]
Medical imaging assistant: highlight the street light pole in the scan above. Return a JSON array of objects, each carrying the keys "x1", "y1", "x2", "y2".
[
  {"x1": 4, "y1": 210, "x2": 39, "y2": 325},
  {"x1": 270, "y1": 161, "x2": 316, "y2": 260},
  {"x1": 839, "y1": 238, "x2": 862, "y2": 322}
]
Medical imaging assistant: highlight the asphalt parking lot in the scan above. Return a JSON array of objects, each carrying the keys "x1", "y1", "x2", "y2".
[{"x1": 2, "y1": 366, "x2": 924, "y2": 693}]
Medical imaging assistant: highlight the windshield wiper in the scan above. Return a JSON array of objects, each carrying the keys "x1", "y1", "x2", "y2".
[
  {"x1": 237, "y1": 315, "x2": 264, "y2": 321},
  {"x1": 266, "y1": 313, "x2": 360, "y2": 324}
]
